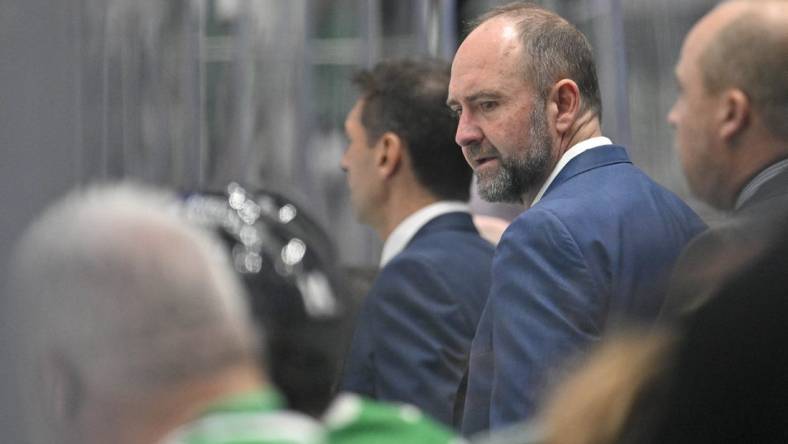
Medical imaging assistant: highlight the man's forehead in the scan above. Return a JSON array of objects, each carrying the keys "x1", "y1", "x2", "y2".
[
  {"x1": 449, "y1": 42, "x2": 526, "y2": 101},
  {"x1": 684, "y1": 1, "x2": 750, "y2": 60},
  {"x1": 344, "y1": 99, "x2": 363, "y2": 129},
  {"x1": 455, "y1": 18, "x2": 521, "y2": 65},
  {"x1": 348, "y1": 99, "x2": 364, "y2": 117}
]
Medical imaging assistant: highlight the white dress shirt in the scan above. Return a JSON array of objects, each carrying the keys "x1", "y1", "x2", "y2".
[
  {"x1": 531, "y1": 136, "x2": 613, "y2": 206},
  {"x1": 379, "y1": 201, "x2": 471, "y2": 267}
]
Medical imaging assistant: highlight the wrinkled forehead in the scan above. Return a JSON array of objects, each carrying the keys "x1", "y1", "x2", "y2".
[{"x1": 449, "y1": 18, "x2": 527, "y2": 98}]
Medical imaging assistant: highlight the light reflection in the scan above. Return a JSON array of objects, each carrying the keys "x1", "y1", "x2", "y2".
[
  {"x1": 228, "y1": 183, "x2": 246, "y2": 209},
  {"x1": 239, "y1": 225, "x2": 259, "y2": 247},
  {"x1": 281, "y1": 238, "x2": 306, "y2": 266},
  {"x1": 278, "y1": 204, "x2": 297, "y2": 224},
  {"x1": 243, "y1": 251, "x2": 263, "y2": 273},
  {"x1": 297, "y1": 271, "x2": 338, "y2": 318},
  {"x1": 238, "y1": 200, "x2": 262, "y2": 225}
]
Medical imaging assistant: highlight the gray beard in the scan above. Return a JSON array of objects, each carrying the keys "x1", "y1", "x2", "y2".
[{"x1": 476, "y1": 108, "x2": 552, "y2": 204}]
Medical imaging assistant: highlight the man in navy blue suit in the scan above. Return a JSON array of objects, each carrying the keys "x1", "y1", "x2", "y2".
[
  {"x1": 339, "y1": 58, "x2": 495, "y2": 428},
  {"x1": 446, "y1": 2, "x2": 706, "y2": 433}
]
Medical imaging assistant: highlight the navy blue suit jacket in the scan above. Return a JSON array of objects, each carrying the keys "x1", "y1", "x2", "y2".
[
  {"x1": 461, "y1": 145, "x2": 706, "y2": 434},
  {"x1": 341, "y1": 212, "x2": 495, "y2": 427}
]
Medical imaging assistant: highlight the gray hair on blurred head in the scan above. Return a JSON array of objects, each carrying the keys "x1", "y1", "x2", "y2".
[{"x1": 9, "y1": 182, "x2": 257, "y2": 439}]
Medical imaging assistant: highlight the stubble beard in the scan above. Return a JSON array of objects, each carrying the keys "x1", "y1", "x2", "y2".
[{"x1": 476, "y1": 107, "x2": 553, "y2": 204}]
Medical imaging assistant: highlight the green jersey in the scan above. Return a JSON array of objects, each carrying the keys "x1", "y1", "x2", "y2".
[
  {"x1": 161, "y1": 390, "x2": 325, "y2": 444},
  {"x1": 323, "y1": 393, "x2": 465, "y2": 444},
  {"x1": 161, "y1": 390, "x2": 464, "y2": 444}
]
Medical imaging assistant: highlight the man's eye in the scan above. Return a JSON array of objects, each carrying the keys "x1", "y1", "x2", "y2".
[
  {"x1": 450, "y1": 107, "x2": 462, "y2": 118},
  {"x1": 480, "y1": 101, "x2": 497, "y2": 112}
]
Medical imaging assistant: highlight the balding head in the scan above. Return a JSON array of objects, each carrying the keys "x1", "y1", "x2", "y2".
[
  {"x1": 10, "y1": 183, "x2": 258, "y2": 443},
  {"x1": 699, "y1": 1, "x2": 788, "y2": 140},
  {"x1": 668, "y1": 0, "x2": 788, "y2": 209}
]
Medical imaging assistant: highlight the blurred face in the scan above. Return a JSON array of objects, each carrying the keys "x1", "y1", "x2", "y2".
[
  {"x1": 448, "y1": 18, "x2": 554, "y2": 204},
  {"x1": 340, "y1": 100, "x2": 381, "y2": 225},
  {"x1": 667, "y1": 18, "x2": 728, "y2": 208}
]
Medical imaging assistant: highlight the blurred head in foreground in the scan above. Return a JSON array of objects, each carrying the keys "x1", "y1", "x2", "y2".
[
  {"x1": 538, "y1": 331, "x2": 675, "y2": 444},
  {"x1": 9, "y1": 183, "x2": 260, "y2": 444}
]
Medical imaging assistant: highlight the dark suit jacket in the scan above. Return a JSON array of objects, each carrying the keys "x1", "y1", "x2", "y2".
[
  {"x1": 461, "y1": 145, "x2": 706, "y2": 434},
  {"x1": 341, "y1": 212, "x2": 495, "y2": 428},
  {"x1": 661, "y1": 163, "x2": 788, "y2": 319}
]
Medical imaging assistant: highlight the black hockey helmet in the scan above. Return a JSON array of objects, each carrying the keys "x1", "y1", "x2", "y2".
[{"x1": 180, "y1": 183, "x2": 354, "y2": 416}]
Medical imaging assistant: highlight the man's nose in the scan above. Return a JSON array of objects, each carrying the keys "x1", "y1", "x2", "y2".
[{"x1": 455, "y1": 113, "x2": 484, "y2": 148}]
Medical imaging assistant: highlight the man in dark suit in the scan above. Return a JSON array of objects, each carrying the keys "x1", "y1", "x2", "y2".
[
  {"x1": 661, "y1": 0, "x2": 788, "y2": 319},
  {"x1": 446, "y1": 2, "x2": 706, "y2": 433},
  {"x1": 339, "y1": 58, "x2": 495, "y2": 428}
]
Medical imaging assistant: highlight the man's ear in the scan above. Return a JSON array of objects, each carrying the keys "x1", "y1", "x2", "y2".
[
  {"x1": 718, "y1": 88, "x2": 750, "y2": 144},
  {"x1": 547, "y1": 79, "x2": 581, "y2": 134},
  {"x1": 374, "y1": 131, "x2": 403, "y2": 179}
]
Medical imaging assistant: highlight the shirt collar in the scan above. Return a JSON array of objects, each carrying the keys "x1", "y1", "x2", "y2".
[
  {"x1": 530, "y1": 136, "x2": 612, "y2": 206},
  {"x1": 734, "y1": 157, "x2": 788, "y2": 211},
  {"x1": 379, "y1": 201, "x2": 470, "y2": 267}
]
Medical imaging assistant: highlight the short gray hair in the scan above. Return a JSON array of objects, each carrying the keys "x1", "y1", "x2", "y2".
[
  {"x1": 10, "y1": 183, "x2": 257, "y2": 433},
  {"x1": 468, "y1": 1, "x2": 603, "y2": 119}
]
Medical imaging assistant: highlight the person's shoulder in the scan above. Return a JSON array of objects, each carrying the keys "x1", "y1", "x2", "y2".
[
  {"x1": 374, "y1": 244, "x2": 483, "y2": 297},
  {"x1": 503, "y1": 205, "x2": 572, "y2": 241},
  {"x1": 413, "y1": 215, "x2": 494, "y2": 248},
  {"x1": 681, "y1": 212, "x2": 771, "y2": 263},
  {"x1": 396, "y1": 226, "x2": 494, "y2": 265},
  {"x1": 324, "y1": 394, "x2": 463, "y2": 444},
  {"x1": 366, "y1": 253, "x2": 441, "y2": 305}
]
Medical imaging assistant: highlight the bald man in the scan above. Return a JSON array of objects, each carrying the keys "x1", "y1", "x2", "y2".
[
  {"x1": 447, "y1": 2, "x2": 705, "y2": 432},
  {"x1": 662, "y1": 0, "x2": 788, "y2": 318}
]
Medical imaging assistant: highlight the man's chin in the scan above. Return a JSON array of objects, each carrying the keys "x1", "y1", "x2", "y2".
[{"x1": 476, "y1": 177, "x2": 522, "y2": 204}]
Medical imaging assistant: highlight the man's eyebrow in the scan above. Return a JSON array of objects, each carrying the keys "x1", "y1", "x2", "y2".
[{"x1": 446, "y1": 90, "x2": 502, "y2": 107}]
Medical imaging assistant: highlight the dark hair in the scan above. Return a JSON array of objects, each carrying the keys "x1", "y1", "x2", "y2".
[
  {"x1": 700, "y1": 9, "x2": 788, "y2": 141},
  {"x1": 353, "y1": 57, "x2": 472, "y2": 201},
  {"x1": 468, "y1": 1, "x2": 602, "y2": 120}
]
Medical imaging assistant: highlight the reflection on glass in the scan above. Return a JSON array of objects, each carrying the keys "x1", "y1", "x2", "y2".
[
  {"x1": 279, "y1": 204, "x2": 298, "y2": 224},
  {"x1": 281, "y1": 238, "x2": 307, "y2": 266},
  {"x1": 297, "y1": 271, "x2": 338, "y2": 318}
]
